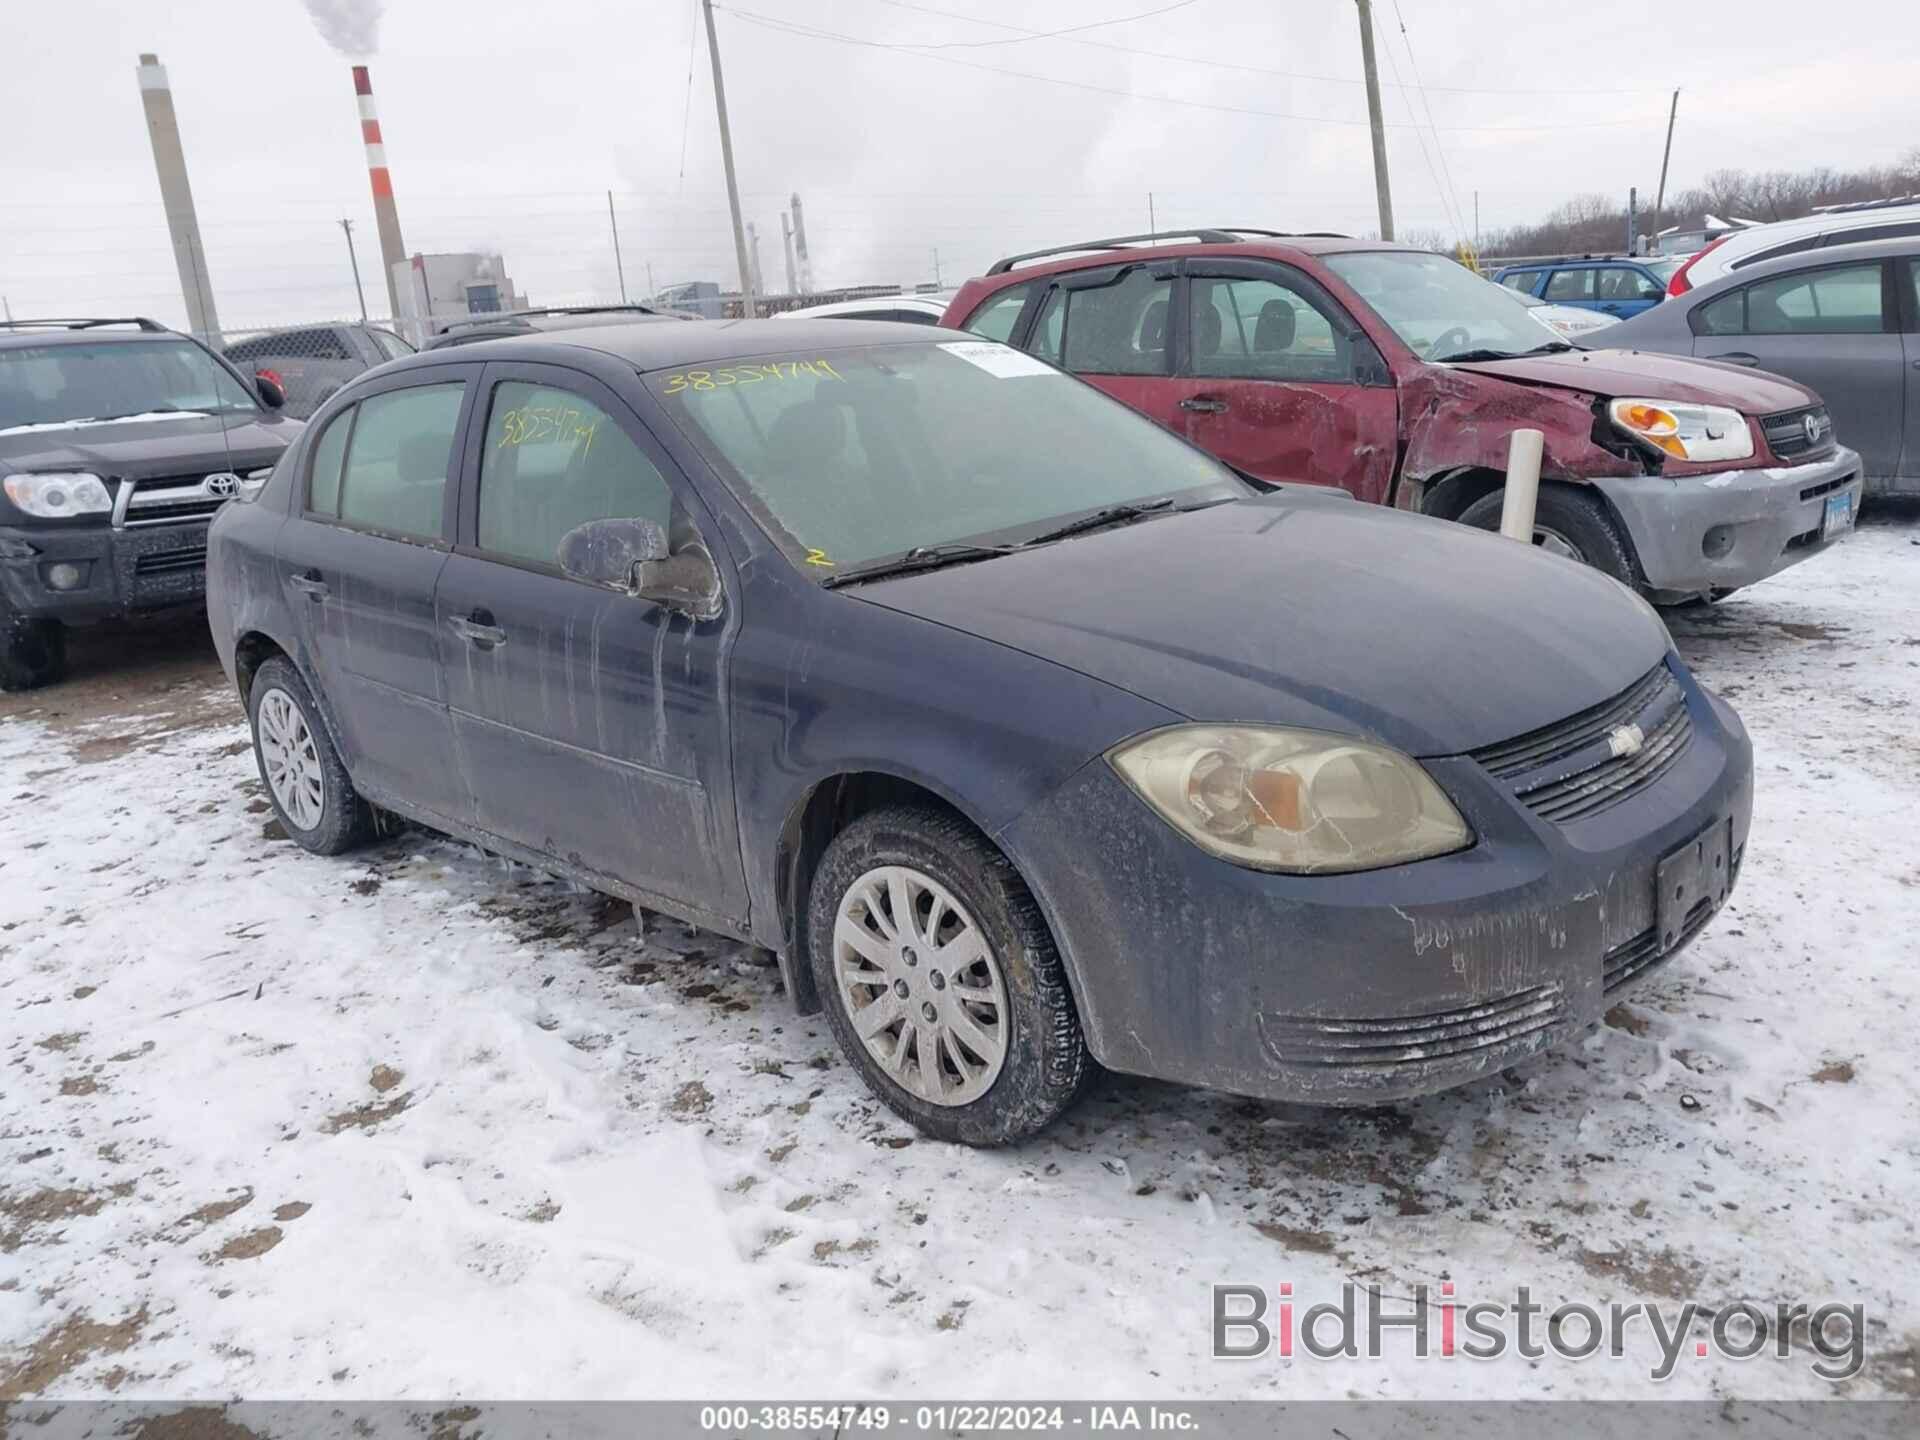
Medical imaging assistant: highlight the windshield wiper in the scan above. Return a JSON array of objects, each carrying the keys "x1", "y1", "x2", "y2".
[
  {"x1": 1525, "y1": 341, "x2": 1575, "y2": 354},
  {"x1": 819, "y1": 542, "x2": 1018, "y2": 589},
  {"x1": 1018, "y1": 498, "x2": 1174, "y2": 548},
  {"x1": 1431, "y1": 347, "x2": 1521, "y2": 364}
]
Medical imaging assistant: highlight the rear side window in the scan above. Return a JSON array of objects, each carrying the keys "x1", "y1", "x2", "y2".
[
  {"x1": 368, "y1": 329, "x2": 414, "y2": 361},
  {"x1": 1543, "y1": 269, "x2": 1595, "y2": 302},
  {"x1": 1189, "y1": 276, "x2": 1347, "y2": 382},
  {"x1": 1497, "y1": 270, "x2": 1539, "y2": 293},
  {"x1": 959, "y1": 284, "x2": 1031, "y2": 342},
  {"x1": 1745, "y1": 263, "x2": 1885, "y2": 335},
  {"x1": 477, "y1": 381, "x2": 675, "y2": 569},
  {"x1": 1049, "y1": 269, "x2": 1173, "y2": 377},
  {"x1": 306, "y1": 409, "x2": 352, "y2": 514},
  {"x1": 334, "y1": 383, "x2": 465, "y2": 540},
  {"x1": 1694, "y1": 291, "x2": 1746, "y2": 337}
]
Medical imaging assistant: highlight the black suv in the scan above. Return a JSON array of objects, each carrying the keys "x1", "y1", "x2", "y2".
[{"x1": 0, "y1": 317, "x2": 302, "y2": 689}]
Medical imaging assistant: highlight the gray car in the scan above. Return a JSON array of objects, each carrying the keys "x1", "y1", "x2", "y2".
[
  {"x1": 223, "y1": 323, "x2": 415, "y2": 420},
  {"x1": 1593, "y1": 236, "x2": 1920, "y2": 496}
]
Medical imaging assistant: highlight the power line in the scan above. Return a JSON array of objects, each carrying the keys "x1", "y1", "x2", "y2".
[
  {"x1": 1387, "y1": 0, "x2": 1469, "y2": 242},
  {"x1": 713, "y1": 6, "x2": 1670, "y2": 134},
  {"x1": 898, "y1": 0, "x2": 1197, "y2": 50},
  {"x1": 864, "y1": 0, "x2": 1677, "y2": 97}
]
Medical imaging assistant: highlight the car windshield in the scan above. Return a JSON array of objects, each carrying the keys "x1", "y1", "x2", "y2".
[
  {"x1": 0, "y1": 338, "x2": 258, "y2": 432},
  {"x1": 649, "y1": 342, "x2": 1250, "y2": 575},
  {"x1": 1326, "y1": 251, "x2": 1562, "y2": 361}
]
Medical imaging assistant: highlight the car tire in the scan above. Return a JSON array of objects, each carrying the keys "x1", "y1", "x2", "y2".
[
  {"x1": 807, "y1": 804, "x2": 1091, "y2": 1145},
  {"x1": 1458, "y1": 483, "x2": 1637, "y2": 588},
  {"x1": 0, "y1": 607, "x2": 66, "y2": 692},
  {"x1": 248, "y1": 656, "x2": 375, "y2": 855}
]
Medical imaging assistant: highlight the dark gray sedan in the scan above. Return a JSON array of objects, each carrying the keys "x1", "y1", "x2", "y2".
[
  {"x1": 205, "y1": 319, "x2": 1753, "y2": 1144},
  {"x1": 1593, "y1": 236, "x2": 1920, "y2": 496}
]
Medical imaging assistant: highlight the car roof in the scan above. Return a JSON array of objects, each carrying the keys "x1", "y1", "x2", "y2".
[
  {"x1": 1674, "y1": 233, "x2": 1917, "y2": 297},
  {"x1": 972, "y1": 236, "x2": 1419, "y2": 291},
  {"x1": 780, "y1": 295, "x2": 950, "y2": 317},
  {"x1": 388, "y1": 317, "x2": 965, "y2": 373},
  {"x1": 0, "y1": 320, "x2": 185, "y2": 350}
]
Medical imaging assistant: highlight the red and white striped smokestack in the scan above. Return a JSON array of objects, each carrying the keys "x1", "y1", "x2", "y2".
[{"x1": 352, "y1": 65, "x2": 408, "y2": 320}]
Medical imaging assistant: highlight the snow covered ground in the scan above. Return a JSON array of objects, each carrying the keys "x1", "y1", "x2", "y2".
[{"x1": 3, "y1": 513, "x2": 1917, "y2": 1403}]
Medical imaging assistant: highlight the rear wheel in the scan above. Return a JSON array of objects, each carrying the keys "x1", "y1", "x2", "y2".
[
  {"x1": 808, "y1": 805, "x2": 1091, "y2": 1145},
  {"x1": 0, "y1": 605, "x2": 66, "y2": 691},
  {"x1": 1458, "y1": 484, "x2": 1637, "y2": 587},
  {"x1": 248, "y1": 656, "x2": 374, "y2": 854}
]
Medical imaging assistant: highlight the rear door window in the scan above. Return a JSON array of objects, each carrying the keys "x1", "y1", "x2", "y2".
[
  {"x1": 1055, "y1": 269, "x2": 1174, "y2": 377},
  {"x1": 1598, "y1": 267, "x2": 1662, "y2": 303},
  {"x1": 334, "y1": 383, "x2": 465, "y2": 540},
  {"x1": 1543, "y1": 268, "x2": 1596, "y2": 302},
  {"x1": 306, "y1": 408, "x2": 353, "y2": 514},
  {"x1": 476, "y1": 380, "x2": 676, "y2": 568},
  {"x1": 1744, "y1": 263, "x2": 1886, "y2": 334},
  {"x1": 1693, "y1": 291, "x2": 1747, "y2": 337}
]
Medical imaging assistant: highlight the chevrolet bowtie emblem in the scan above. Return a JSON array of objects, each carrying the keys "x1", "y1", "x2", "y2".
[{"x1": 1607, "y1": 723, "x2": 1646, "y2": 758}]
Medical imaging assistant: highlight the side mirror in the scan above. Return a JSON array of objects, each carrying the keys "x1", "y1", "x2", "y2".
[
  {"x1": 255, "y1": 371, "x2": 287, "y2": 410},
  {"x1": 557, "y1": 517, "x2": 722, "y2": 620}
]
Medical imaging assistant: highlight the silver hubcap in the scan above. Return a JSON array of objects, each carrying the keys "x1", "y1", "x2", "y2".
[
  {"x1": 833, "y1": 864, "x2": 1009, "y2": 1107},
  {"x1": 1533, "y1": 525, "x2": 1584, "y2": 562},
  {"x1": 257, "y1": 687, "x2": 325, "y2": 831}
]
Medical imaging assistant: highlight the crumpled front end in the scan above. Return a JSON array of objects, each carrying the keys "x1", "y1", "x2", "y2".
[{"x1": 999, "y1": 659, "x2": 1754, "y2": 1105}]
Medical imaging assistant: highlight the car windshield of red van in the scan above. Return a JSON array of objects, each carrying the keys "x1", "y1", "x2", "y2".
[{"x1": 1326, "y1": 250, "x2": 1573, "y2": 364}]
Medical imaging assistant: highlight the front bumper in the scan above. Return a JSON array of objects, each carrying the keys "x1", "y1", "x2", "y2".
[
  {"x1": 1592, "y1": 447, "x2": 1863, "y2": 596},
  {"x1": 1000, "y1": 665, "x2": 1753, "y2": 1106},
  {"x1": 0, "y1": 520, "x2": 211, "y2": 623}
]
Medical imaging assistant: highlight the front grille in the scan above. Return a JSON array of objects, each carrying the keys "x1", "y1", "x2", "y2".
[
  {"x1": 1761, "y1": 405, "x2": 1837, "y2": 463},
  {"x1": 133, "y1": 544, "x2": 207, "y2": 576},
  {"x1": 1470, "y1": 664, "x2": 1694, "y2": 824},
  {"x1": 116, "y1": 474, "x2": 231, "y2": 529},
  {"x1": 1603, "y1": 895, "x2": 1717, "y2": 995},
  {"x1": 1257, "y1": 983, "x2": 1566, "y2": 1069},
  {"x1": 1798, "y1": 474, "x2": 1851, "y2": 503}
]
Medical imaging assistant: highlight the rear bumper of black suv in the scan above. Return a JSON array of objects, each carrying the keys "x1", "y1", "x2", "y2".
[{"x1": 0, "y1": 521, "x2": 211, "y2": 623}]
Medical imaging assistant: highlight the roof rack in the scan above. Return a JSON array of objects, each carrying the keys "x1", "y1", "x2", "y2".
[
  {"x1": 432, "y1": 303, "x2": 664, "y2": 334},
  {"x1": 1807, "y1": 194, "x2": 1920, "y2": 216},
  {"x1": 0, "y1": 316, "x2": 168, "y2": 332},
  {"x1": 985, "y1": 229, "x2": 1350, "y2": 275}
]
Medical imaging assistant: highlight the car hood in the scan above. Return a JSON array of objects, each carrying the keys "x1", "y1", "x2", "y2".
[
  {"x1": 849, "y1": 490, "x2": 1672, "y2": 757},
  {"x1": 1452, "y1": 348, "x2": 1816, "y2": 413},
  {"x1": 0, "y1": 412, "x2": 300, "y2": 477}
]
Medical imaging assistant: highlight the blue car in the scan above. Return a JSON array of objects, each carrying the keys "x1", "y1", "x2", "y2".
[
  {"x1": 205, "y1": 319, "x2": 1752, "y2": 1144},
  {"x1": 1493, "y1": 256, "x2": 1686, "y2": 319}
]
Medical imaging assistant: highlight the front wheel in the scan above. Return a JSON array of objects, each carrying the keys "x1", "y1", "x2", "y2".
[
  {"x1": 0, "y1": 606, "x2": 66, "y2": 692},
  {"x1": 248, "y1": 656, "x2": 374, "y2": 855},
  {"x1": 807, "y1": 805, "x2": 1091, "y2": 1145},
  {"x1": 1457, "y1": 483, "x2": 1637, "y2": 588}
]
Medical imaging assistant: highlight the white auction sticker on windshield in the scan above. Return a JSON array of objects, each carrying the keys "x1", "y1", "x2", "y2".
[{"x1": 938, "y1": 341, "x2": 1056, "y2": 378}]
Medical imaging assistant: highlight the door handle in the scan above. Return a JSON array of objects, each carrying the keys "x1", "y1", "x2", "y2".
[
  {"x1": 287, "y1": 571, "x2": 329, "y2": 599},
  {"x1": 448, "y1": 611, "x2": 507, "y2": 649},
  {"x1": 1715, "y1": 352, "x2": 1760, "y2": 367},
  {"x1": 1179, "y1": 396, "x2": 1228, "y2": 414}
]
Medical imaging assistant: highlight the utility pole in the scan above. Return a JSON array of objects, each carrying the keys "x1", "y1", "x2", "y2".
[
  {"x1": 1474, "y1": 190, "x2": 1480, "y2": 251},
  {"x1": 1652, "y1": 88, "x2": 1680, "y2": 240},
  {"x1": 1354, "y1": 0, "x2": 1395, "y2": 242},
  {"x1": 701, "y1": 0, "x2": 756, "y2": 318},
  {"x1": 1148, "y1": 192, "x2": 1156, "y2": 231},
  {"x1": 932, "y1": 247, "x2": 942, "y2": 288},
  {"x1": 608, "y1": 191, "x2": 628, "y2": 303},
  {"x1": 1626, "y1": 186, "x2": 1638, "y2": 254},
  {"x1": 339, "y1": 219, "x2": 368, "y2": 322}
]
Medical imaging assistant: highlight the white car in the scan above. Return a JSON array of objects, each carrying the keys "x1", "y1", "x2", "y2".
[
  {"x1": 775, "y1": 294, "x2": 951, "y2": 323},
  {"x1": 1514, "y1": 292, "x2": 1616, "y2": 342},
  {"x1": 1667, "y1": 198, "x2": 1920, "y2": 294}
]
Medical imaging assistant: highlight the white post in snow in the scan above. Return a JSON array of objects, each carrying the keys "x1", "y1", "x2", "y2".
[{"x1": 1501, "y1": 429, "x2": 1545, "y2": 543}]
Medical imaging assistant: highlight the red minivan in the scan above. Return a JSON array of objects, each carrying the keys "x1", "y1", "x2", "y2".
[{"x1": 942, "y1": 230, "x2": 1864, "y2": 602}]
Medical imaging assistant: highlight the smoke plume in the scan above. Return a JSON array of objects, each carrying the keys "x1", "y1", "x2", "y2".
[{"x1": 301, "y1": 0, "x2": 384, "y2": 57}]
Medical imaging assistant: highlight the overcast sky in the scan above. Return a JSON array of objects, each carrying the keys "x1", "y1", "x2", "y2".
[{"x1": 4, "y1": 0, "x2": 1915, "y2": 331}]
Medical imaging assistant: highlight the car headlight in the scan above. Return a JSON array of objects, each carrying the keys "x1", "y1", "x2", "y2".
[
  {"x1": 2, "y1": 471, "x2": 114, "y2": 519},
  {"x1": 1609, "y1": 398, "x2": 1754, "y2": 463},
  {"x1": 1108, "y1": 725, "x2": 1472, "y2": 874}
]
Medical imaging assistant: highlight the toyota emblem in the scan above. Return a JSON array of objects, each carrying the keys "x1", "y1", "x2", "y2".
[
  {"x1": 204, "y1": 472, "x2": 241, "y2": 498},
  {"x1": 1803, "y1": 413, "x2": 1827, "y2": 446}
]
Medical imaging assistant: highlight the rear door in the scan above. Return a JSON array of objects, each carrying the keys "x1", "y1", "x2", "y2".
[
  {"x1": 1163, "y1": 258, "x2": 1397, "y2": 501},
  {"x1": 435, "y1": 361, "x2": 747, "y2": 922},
  {"x1": 1692, "y1": 259, "x2": 1904, "y2": 480},
  {"x1": 275, "y1": 365, "x2": 476, "y2": 821},
  {"x1": 1901, "y1": 257, "x2": 1920, "y2": 482},
  {"x1": 1023, "y1": 262, "x2": 1183, "y2": 433},
  {"x1": 1541, "y1": 265, "x2": 1599, "y2": 312}
]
